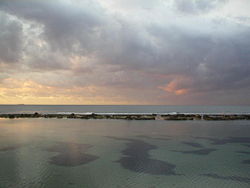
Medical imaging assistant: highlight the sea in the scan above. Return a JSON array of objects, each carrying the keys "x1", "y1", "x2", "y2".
[
  {"x1": 1, "y1": 105, "x2": 250, "y2": 114},
  {"x1": 0, "y1": 105, "x2": 250, "y2": 188}
]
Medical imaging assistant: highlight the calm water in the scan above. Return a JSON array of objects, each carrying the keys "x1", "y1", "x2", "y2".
[
  {"x1": 0, "y1": 119, "x2": 250, "y2": 188},
  {"x1": 1, "y1": 105, "x2": 250, "y2": 114}
]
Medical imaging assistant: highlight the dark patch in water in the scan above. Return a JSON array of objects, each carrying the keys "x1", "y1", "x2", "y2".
[
  {"x1": 0, "y1": 144, "x2": 22, "y2": 152},
  {"x1": 181, "y1": 141, "x2": 204, "y2": 148},
  {"x1": 136, "y1": 135, "x2": 171, "y2": 141},
  {"x1": 243, "y1": 144, "x2": 250, "y2": 148},
  {"x1": 193, "y1": 136, "x2": 250, "y2": 145},
  {"x1": 46, "y1": 142, "x2": 98, "y2": 166},
  {"x1": 68, "y1": 182, "x2": 75, "y2": 185},
  {"x1": 117, "y1": 157, "x2": 177, "y2": 175},
  {"x1": 201, "y1": 173, "x2": 250, "y2": 183},
  {"x1": 106, "y1": 136, "x2": 133, "y2": 142},
  {"x1": 237, "y1": 151, "x2": 250, "y2": 155},
  {"x1": 107, "y1": 136, "x2": 178, "y2": 175},
  {"x1": 242, "y1": 159, "x2": 250, "y2": 164},
  {"x1": 157, "y1": 135, "x2": 172, "y2": 138},
  {"x1": 136, "y1": 135, "x2": 154, "y2": 139},
  {"x1": 172, "y1": 148, "x2": 216, "y2": 155}
]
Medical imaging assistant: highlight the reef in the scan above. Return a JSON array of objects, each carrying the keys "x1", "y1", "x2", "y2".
[{"x1": 1, "y1": 112, "x2": 250, "y2": 120}]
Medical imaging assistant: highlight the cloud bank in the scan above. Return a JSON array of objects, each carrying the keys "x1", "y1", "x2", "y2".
[{"x1": 0, "y1": 0, "x2": 250, "y2": 104}]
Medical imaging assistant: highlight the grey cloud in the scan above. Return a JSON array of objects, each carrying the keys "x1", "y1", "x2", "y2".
[
  {"x1": 0, "y1": 11, "x2": 23, "y2": 64},
  {"x1": 142, "y1": 20, "x2": 250, "y2": 88},
  {"x1": 0, "y1": 0, "x2": 159, "y2": 72},
  {"x1": 27, "y1": 51, "x2": 71, "y2": 71},
  {"x1": 175, "y1": 0, "x2": 227, "y2": 14},
  {"x1": 0, "y1": 0, "x2": 108, "y2": 72},
  {"x1": 0, "y1": 0, "x2": 105, "y2": 53},
  {"x1": 98, "y1": 23, "x2": 158, "y2": 70},
  {"x1": 188, "y1": 30, "x2": 250, "y2": 92},
  {"x1": 104, "y1": 0, "x2": 161, "y2": 10}
]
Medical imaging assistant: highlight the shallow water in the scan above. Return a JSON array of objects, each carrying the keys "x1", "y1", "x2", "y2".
[{"x1": 0, "y1": 119, "x2": 250, "y2": 188}]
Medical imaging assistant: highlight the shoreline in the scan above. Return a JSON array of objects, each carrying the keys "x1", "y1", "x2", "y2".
[{"x1": 1, "y1": 112, "x2": 250, "y2": 120}]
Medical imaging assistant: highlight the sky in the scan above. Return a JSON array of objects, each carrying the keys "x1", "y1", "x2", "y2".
[{"x1": 0, "y1": 0, "x2": 250, "y2": 105}]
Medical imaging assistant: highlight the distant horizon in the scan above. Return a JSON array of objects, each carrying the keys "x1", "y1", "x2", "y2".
[{"x1": 1, "y1": 104, "x2": 250, "y2": 106}]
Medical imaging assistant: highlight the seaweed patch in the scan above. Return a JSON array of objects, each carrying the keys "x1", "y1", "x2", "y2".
[
  {"x1": 237, "y1": 151, "x2": 250, "y2": 155},
  {"x1": 0, "y1": 144, "x2": 22, "y2": 152},
  {"x1": 181, "y1": 141, "x2": 204, "y2": 148},
  {"x1": 193, "y1": 136, "x2": 250, "y2": 145},
  {"x1": 201, "y1": 173, "x2": 250, "y2": 183},
  {"x1": 136, "y1": 135, "x2": 171, "y2": 141},
  {"x1": 242, "y1": 144, "x2": 250, "y2": 148},
  {"x1": 171, "y1": 148, "x2": 216, "y2": 155},
  {"x1": 242, "y1": 159, "x2": 250, "y2": 164},
  {"x1": 107, "y1": 136, "x2": 178, "y2": 175}
]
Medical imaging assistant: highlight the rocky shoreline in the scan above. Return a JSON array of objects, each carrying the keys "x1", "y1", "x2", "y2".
[{"x1": 1, "y1": 112, "x2": 250, "y2": 120}]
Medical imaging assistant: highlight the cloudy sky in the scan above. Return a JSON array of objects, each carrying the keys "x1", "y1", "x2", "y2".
[{"x1": 0, "y1": 0, "x2": 250, "y2": 105}]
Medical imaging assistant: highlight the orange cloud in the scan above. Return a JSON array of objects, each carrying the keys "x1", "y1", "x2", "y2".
[{"x1": 159, "y1": 76, "x2": 192, "y2": 95}]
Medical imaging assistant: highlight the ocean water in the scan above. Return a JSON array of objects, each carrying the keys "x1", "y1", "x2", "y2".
[
  {"x1": 0, "y1": 118, "x2": 249, "y2": 188},
  {"x1": 1, "y1": 105, "x2": 250, "y2": 114}
]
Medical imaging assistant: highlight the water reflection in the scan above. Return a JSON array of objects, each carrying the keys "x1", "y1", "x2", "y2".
[{"x1": 46, "y1": 142, "x2": 99, "y2": 166}]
